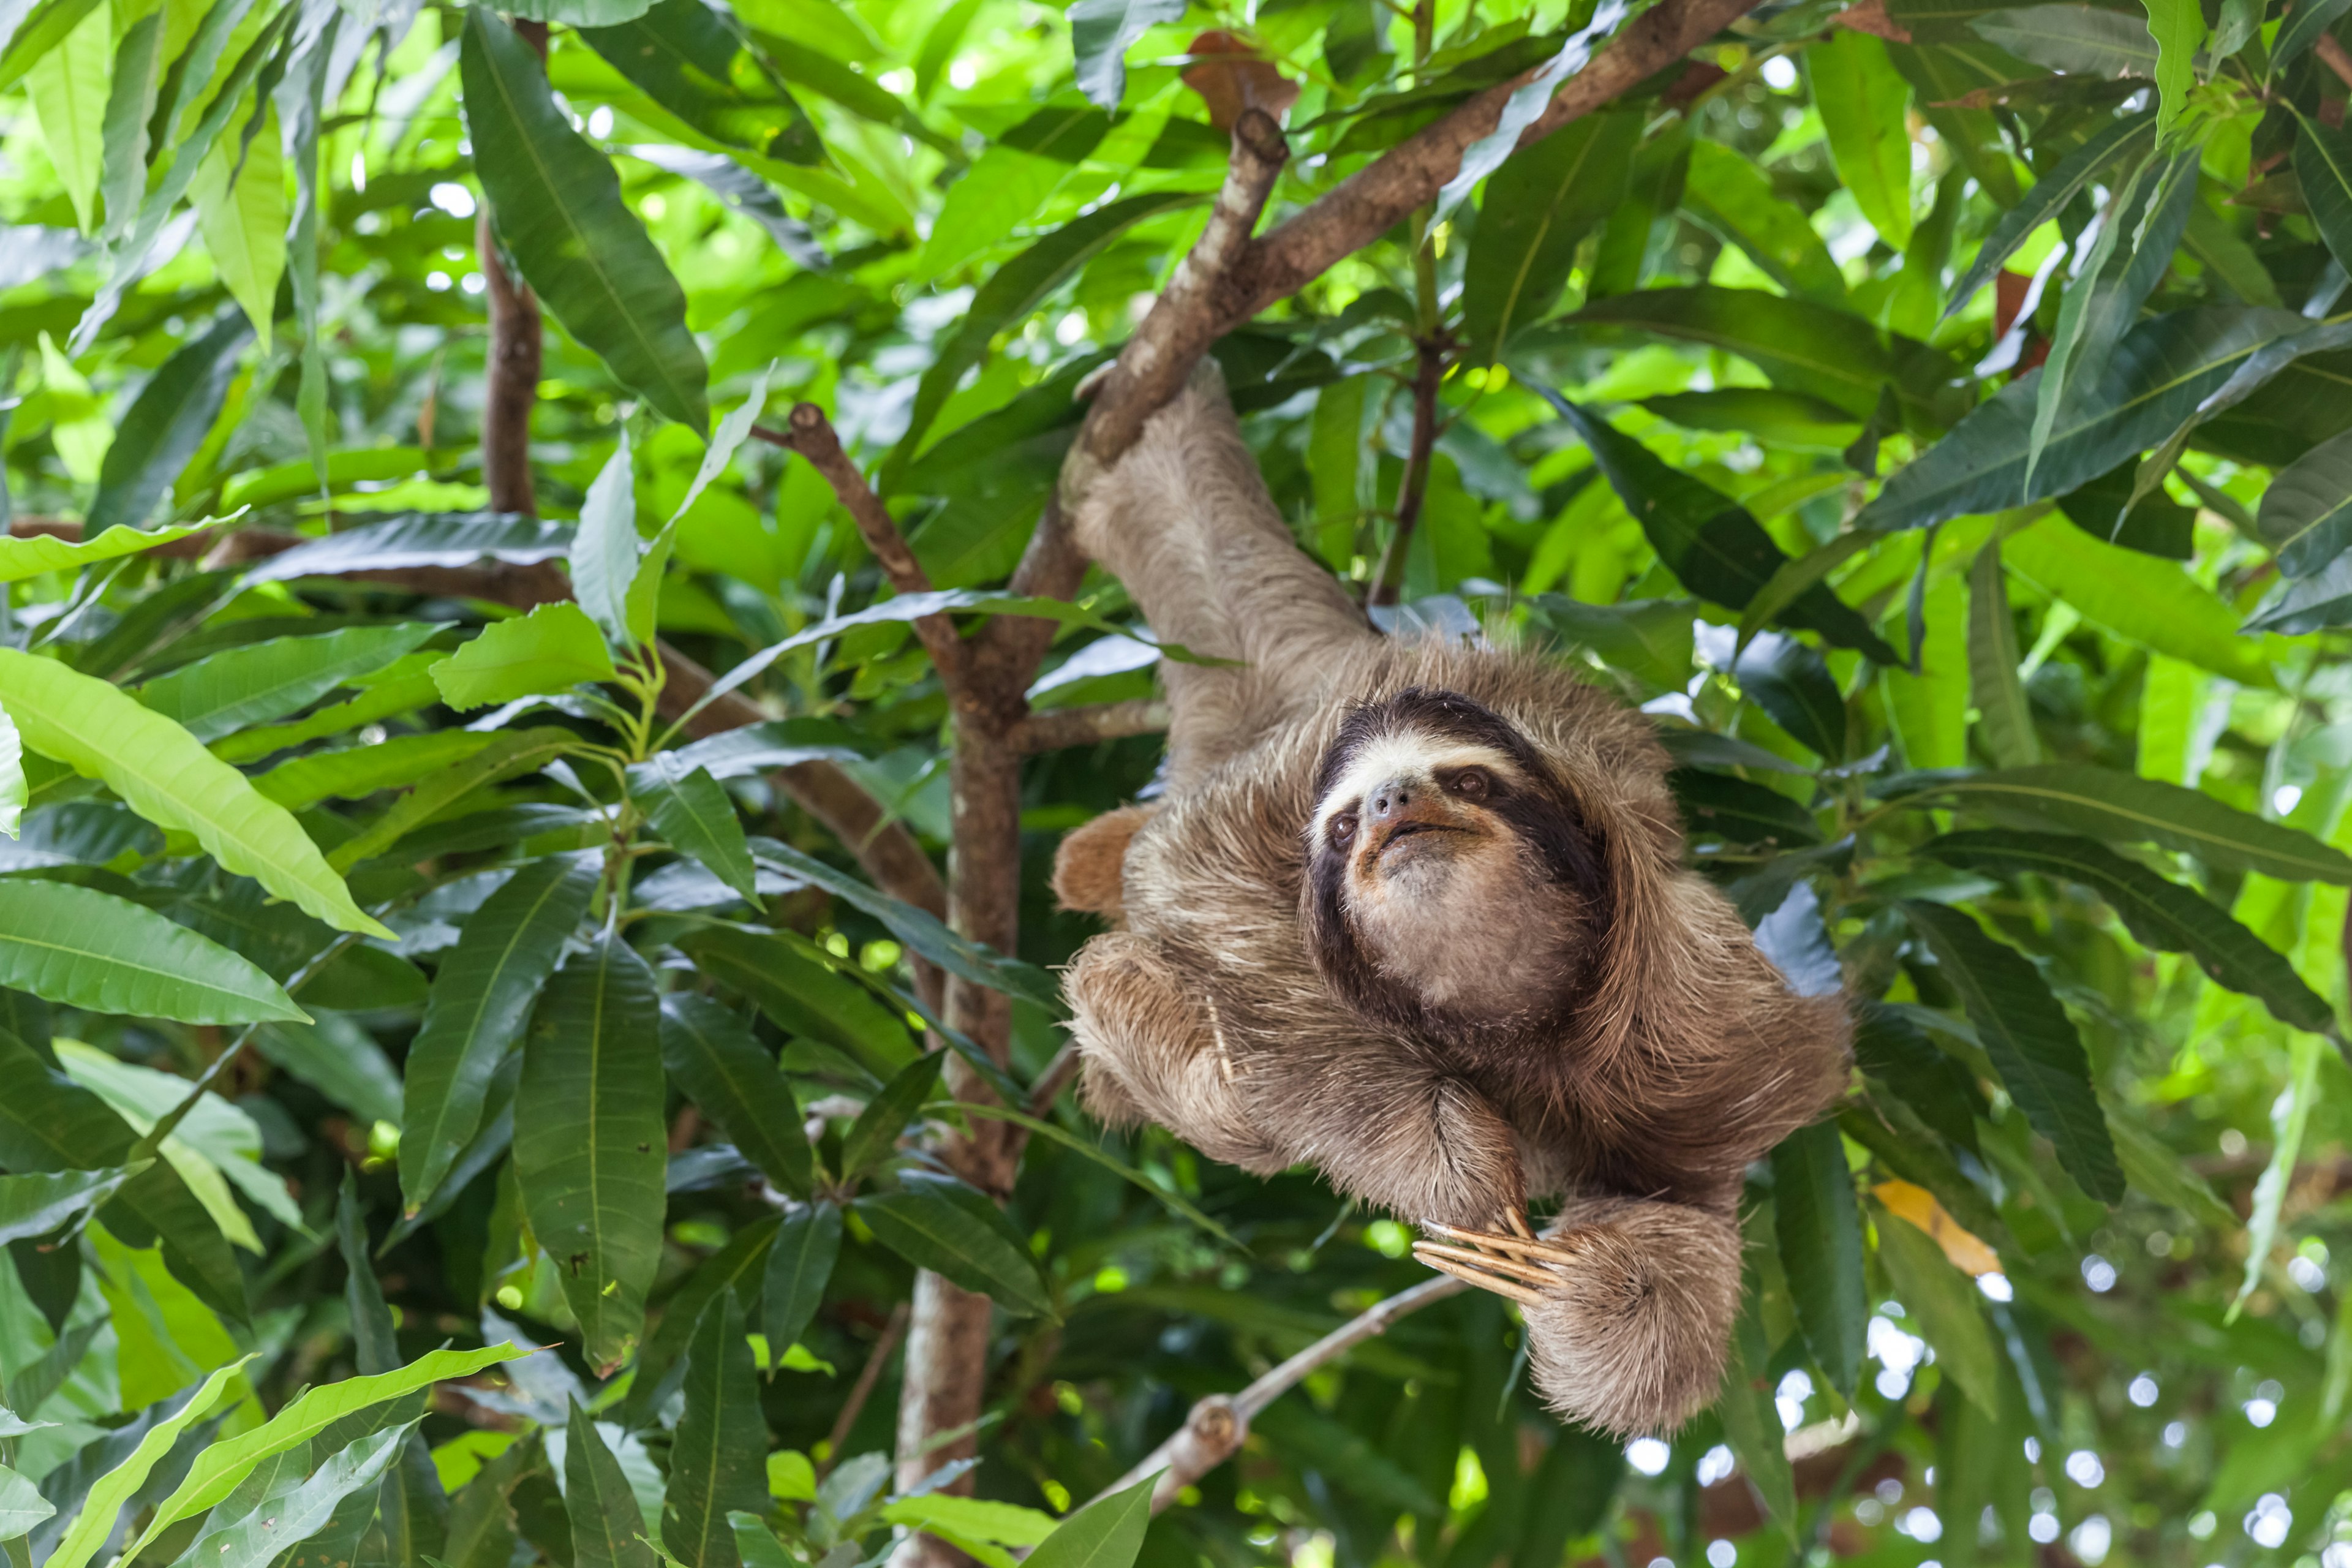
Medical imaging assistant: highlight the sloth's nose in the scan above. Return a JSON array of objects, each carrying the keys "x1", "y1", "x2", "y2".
[{"x1": 1367, "y1": 777, "x2": 1414, "y2": 821}]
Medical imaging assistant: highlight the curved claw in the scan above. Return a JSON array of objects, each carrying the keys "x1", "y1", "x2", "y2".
[
  {"x1": 1413, "y1": 1246, "x2": 1545, "y2": 1306},
  {"x1": 1412, "y1": 1238, "x2": 1561, "y2": 1289},
  {"x1": 1420, "y1": 1219, "x2": 1585, "y2": 1268},
  {"x1": 1501, "y1": 1208, "x2": 1536, "y2": 1242}
]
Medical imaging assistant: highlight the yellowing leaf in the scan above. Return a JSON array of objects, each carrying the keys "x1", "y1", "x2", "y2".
[{"x1": 1874, "y1": 1178, "x2": 2003, "y2": 1275}]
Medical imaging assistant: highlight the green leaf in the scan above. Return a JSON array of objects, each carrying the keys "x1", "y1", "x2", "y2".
[
  {"x1": 841, "y1": 1054, "x2": 943, "y2": 1180},
  {"x1": 1903, "y1": 900, "x2": 2124, "y2": 1202},
  {"x1": 2139, "y1": 0, "x2": 2204, "y2": 128},
  {"x1": 433, "y1": 603, "x2": 620, "y2": 710},
  {"x1": 461, "y1": 6, "x2": 709, "y2": 428},
  {"x1": 1528, "y1": 595, "x2": 1698, "y2": 692},
  {"x1": 572, "y1": 426, "x2": 641, "y2": 647},
  {"x1": 1068, "y1": 0, "x2": 1183, "y2": 108},
  {"x1": 1682, "y1": 139, "x2": 1846, "y2": 304},
  {"x1": 677, "y1": 924, "x2": 916, "y2": 1076},
  {"x1": 2274, "y1": 0, "x2": 2352, "y2": 67},
  {"x1": 880, "y1": 1495, "x2": 1060, "y2": 1556},
  {"x1": 1920, "y1": 829, "x2": 2337, "y2": 1036},
  {"x1": 664, "y1": 1289, "x2": 767, "y2": 1568},
  {"x1": 85, "y1": 313, "x2": 252, "y2": 533},
  {"x1": 887, "y1": 188, "x2": 1205, "y2": 481},
  {"x1": 2235, "y1": 1032, "x2": 2322, "y2": 1317},
  {"x1": 626, "y1": 1215, "x2": 777, "y2": 1425},
  {"x1": 0, "y1": 1164, "x2": 141, "y2": 1246},
  {"x1": 1534, "y1": 390, "x2": 1900, "y2": 662},
  {"x1": 139, "y1": 624, "x2": 438, "y2": 743},
  {"x1": 1943, "y1": 113, "x2": 2154, "y2": 319},
  {"x1": 1715, "y1": 1281, "x2": 1795, "y2": 1536},
  {"x1": 42, "y1": 1357, "x2": 254, "y2": 1568},
  {"x1": 254, "y1": 730, "x2": 500, "y2": 811},
  {"x1": 2246, "y1": 551, "x2": 2352, "y2": 633},
  {"x1": 659, "y1": 993, "x2": 813, "y2": 1198},
  {"x1": 191, "y1": 102, "x2": 287, "y2": 348},
  {"x1": 241, "y1": 512, "x2": 575, "y2": 584},
  {"x1": 0, "y1": 1463, "x2": 55, "y2": 1541},
  {"x1": 1885, "y1": 763, "x2": 2352, "y2": 883},
  {"x1": 1772, "y1": 1120, "x2": 1867, "y2": 1398},
  {"x1": 0, "y1": 649, "x2": 390, "y2": 938},
  {"x1": 179, "y1": 1423, "x2": 416, "y2": 1568},
  {"x1": 2259, "y1": 425, "x2": 2352, "y2": 578},
  {"x1": 1563, "y1": 284, "x2": 1966, "y2": 424},
  {"x1": 917, "y1": 119, "x2": 1107, "y2": 283},
  {"x1": 24, "y1": 0, "x2": 106, "y2": 232},
  {"x1": 759, "y1": 1202, "x2": 842, "y2": 1359},
  {"x1": 0, "y1": 880, "x2": 303, "y2": 1023},
  {"x1": 1972, "y1": 3, "x2": 2160, "y2": 72},
  {"x1": 516, "y1": 933, "x2": 667, "y2": 1373},
  {"x1": 1461, "y1": 111, "x2": 1637, "y2": 360},
  {"x1": 1736, "y1": 532, "x2": 1880, "y2": 654},
  {"x1": 401, "y1": 853, "x2": 599, "y2": 1216},
  {"x1": 854, "y1": 1174, "x2": 1053, "y2": 1318},
  {"x1": 561, "y1": 1400, "x2": 660, "y2": 1568},
  {"x1": 579, "y1": 1, "x2": 820, "y2": 165},
  {"x1": 1670, "y1": 768, "x2": 1822, "y2": 849},
  {"x1": 328, "y1": 728, "x2": 583, "y2": 871},
  {"x1": 631, "y1": 756, "x2": 756, "y2": 900},
  {"x1": 1733, "y1": 633, "x2": 1846, "y2": 760},
  {"x1": 1809, "y1": 28, "x2": 1914, "y2": 248},
  {"x1": 1022, "y1": 1472, "x2": 1155, "y2": 1568},
  {"x1": 126, "y1": 1345, "x2": 527, "y2": 1558},
  {"x1": 1966, "y1": 541, "x2": 2039, "y2": 767},
  {"x1": 2000, "y1": 511, "x2": 2278, "y2": 686},
  {"x1": 1872, "y1": 1203, "x2": 2003, "y2": 1416},
  {"x1": 1865, "y1": 307, "x2": 2306, "y2": 532},
  {"x1": 213, "y1": 656, "x2": 449, "y2": 763},
  {"x1": 0, "y1": 518, "x2": 207, "y2": 583},
  {"x1": 941, "y1": 1101, "x2": 1245, "y2": 1250},
  {"x1": 0, "y1": 699, "x2": 19, "y2": 840}
]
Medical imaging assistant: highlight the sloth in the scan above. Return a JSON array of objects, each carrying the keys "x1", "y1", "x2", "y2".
[{"x1": 1050, "y1": 364, "x2": 1852, "y2": 1436}]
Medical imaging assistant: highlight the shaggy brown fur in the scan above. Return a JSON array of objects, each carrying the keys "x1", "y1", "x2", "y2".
[{"x1": 1053, "y1": 365, "x2": 1852, "y2": 1436}]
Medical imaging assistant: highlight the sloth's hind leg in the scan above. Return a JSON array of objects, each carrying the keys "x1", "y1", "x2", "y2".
[
  {"x1": 1417, "y1": 1197, "x2": 1741, "y2": 1436},
  {"x1": 1064, "y1": 933, "x2": 1287, "y2": 1174}
]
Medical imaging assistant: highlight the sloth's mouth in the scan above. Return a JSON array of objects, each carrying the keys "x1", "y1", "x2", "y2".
[{"x1": 1373, "y1": 820, "x2": 1467, "y2": 861}]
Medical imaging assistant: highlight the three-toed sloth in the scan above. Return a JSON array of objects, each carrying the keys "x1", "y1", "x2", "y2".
[{"x1": 1051, "y1": 365, "x2": 1852, "y2": 1436}]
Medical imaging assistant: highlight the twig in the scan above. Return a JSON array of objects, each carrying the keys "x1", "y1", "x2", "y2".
[
  {"x1": 756, "y1": 407, "x2": 971, "y2": 692},
  {"x1": 1092, "y1": 1275, "x2": 1466, "y2": 1513},
  {"x1": 2318, "y1": 33, "x2": 2352, "y2": 92},
  {"x1": 819, "y1": 1302, "x2": 911, "y2": 1480},
  {"x1": 1009, "y1": 699, "x2": 1171, "y2": 753},
  {"x1": 1024, "y1": 1044, "x2": 1081, "y2": 1117},
  {"x1": 1366, "y1": 337, "x2": 1446, "y2": 608}
]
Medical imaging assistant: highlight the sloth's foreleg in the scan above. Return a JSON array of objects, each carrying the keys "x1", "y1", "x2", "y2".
[
  {"x1": 1063, "y1": 933, "x2": 1288, "y2": 1174},
  {"x1": 1417, "y1": 1196, "x2": 1742, "y2": 1436}
]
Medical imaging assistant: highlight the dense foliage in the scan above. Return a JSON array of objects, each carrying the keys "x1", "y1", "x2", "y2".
[{"x1": 0, "y1": 0, "x2": 2350, "y2": 1565}]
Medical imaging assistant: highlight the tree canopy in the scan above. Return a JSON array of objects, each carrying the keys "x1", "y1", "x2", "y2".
[{"x1": 0, "y1": 0, "x2": 2348, "y2": 1566}]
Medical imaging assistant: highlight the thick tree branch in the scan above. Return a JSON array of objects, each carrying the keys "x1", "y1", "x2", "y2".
[
  {"x1": 756, "y1": 407, "x2": 972, "y2": 693},
  {"x1": 1366, "y1": 337, "x2": 1446, "y2": 608},
  {"x1": 476, "y1": 211, "x2": 542, "y2": 518},
  {"x1": 1009, "y1": 699, "x2": 1171, "y2": 753},
  {"x1": 1094, "y1": 1276, "x2": 1467, "y2": 1513}
]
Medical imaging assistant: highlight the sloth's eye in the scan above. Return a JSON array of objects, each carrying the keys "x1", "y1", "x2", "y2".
[
  {"x1": 1329, "y1": 812, "x2": 1359, "y2": 847},
  {"x1": 1448, "y1": 768, "x2": 1491, "y2": 799}
]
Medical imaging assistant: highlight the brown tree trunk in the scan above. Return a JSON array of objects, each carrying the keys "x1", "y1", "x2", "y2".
[{"x1": 477, "y1": 206, "x2": 541, "y2": 518}]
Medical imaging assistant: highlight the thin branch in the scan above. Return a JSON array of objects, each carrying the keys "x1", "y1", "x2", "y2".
[
  {"x1": 756, "y1": 407, "x2": 970, "y2": 692},
  {"x1": 1025, "y1": 1043, "x2": 1081, "y2": 1117},
  {"x1": 2319, "y1": 32, "x2": 2352, "y2": 92},
  {"x1": 1365, "y1": 336, "x2": 1446, "y2": 608},
  {"x1": 476, "y1": 208, "x2": 541, "y2": 517},
  {"x1": 1092, "y1": 1275, "x2": 1466, "y2": 1513},
  {"x1": 1009, "y1": 699, "x2": 1171, "y2": 753},
  {"x1": 820, "y1": 1301, "x2": 911, "y2": 1479}
]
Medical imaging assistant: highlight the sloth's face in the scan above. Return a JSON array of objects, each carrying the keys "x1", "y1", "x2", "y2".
[{"x1": 1305, "y1": 689, "x2": 1605, "y2": 1035}]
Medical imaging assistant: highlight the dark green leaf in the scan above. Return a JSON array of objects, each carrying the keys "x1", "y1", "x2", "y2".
[
  {"x1": 1534, "y1": 390, "x2": 1900, "y2": 662},
  {"x1": 1944, "y1": 113, "x2": 2153, "y2": 318},
  {"x1": 1920, "y1": 829, "x2": 2337, "y2": 1035},
  {"x1": 581, "y1": 0, "x2": 820, "y2": 164},
  {"x1": 137, "y1": 624, "x2": 439, "y2": 743},
  {"x1": 0, "y1": 1165, "x2": 140, "y2": 1246},
  {"x1": 1970, "y1": 4, "x2": 2158, "y2": 72},
  {"x1": 1671, "y1": 769, "x2": 1822, "y2": 849},
  {"x1": 85, "y1": 312, "x2": 250, "y2": 535},
  {"x1": 1733, "y1": 633, "x2": 1846, "y2": 759},
  {"x1": 0, "y1": 803, "x2": 156, "y2": 871},
  {"x1": 758, "y1": 1202, "x2": 841, "y2": 1363},
  {"x1": 2246, "y1": 549, "x2": 2352, "y2": 632},
  {"x1": 854, "y1": 1173, "x2": 1052, "y2": 1317},
  {"x1": 1526, "y1": 595, "x2": 1697, "y2": 691},
  {"x1": 401, "y1": 853, "x2": 598, "y2": 1217},
  {"x1": 516, "y1": 933, "x2": 668, "y2": 1373},
  {"x1": 678, "y1": 924, "x2": 916, "y2": 1075},
  {"x1": 886, "y1": 189, "x2": 1206, "y2": 481},
  {"x1": 1853, "y1": 1001, "x2": 1986, "y2": 1152},
  {"x1": 626, "y1": 1215, "x2": 777, "y2": 1424},
  {"x1": 560, "y1": 1401, "x2": 659, "y2": 1568},
  {"x1": 461, "y1": 6, "x2": 709, "y2": 427},
  {"x1": 1967, "y1": 541, "x2": 2038, "y2": 767},
  {"x1": 2274, "y1": 0, "x2": 2352, "y2": 67},
  {"x1": 1714, "y1": 1278, "x2": 1793, "y2": 1536},
  {"x1": 2259, "y1": 425, "x2": 2352, "y2": 577},
  {"x1": 1883, "y1": 763, "x2": 2352, "y2": 882},
  {"x1": 1461, "y1": 112, "x2": 1637, "y2": 360},
  {"x1": 840, "y1": 1054, "x2": 943, "y2": 1180},
  {"x1": 658, "y1": 993, "x2": 813, "y2": 1199},
  {"x1": 631, "y1": 757, "x2": 757, "y2": 900},
  {"x1": 1771, "y1": 1120, "x2": 1867, "y2": 1398},
  {"x1": 1903, "y1": 900, "x2": 2124, "y2": 1202},
  {"x1": 664, "y1": 1289, "x2": 767, "y2": 1568},
  {"x1": 241, "y1": 513, "x2": 573, "y2": 584}
]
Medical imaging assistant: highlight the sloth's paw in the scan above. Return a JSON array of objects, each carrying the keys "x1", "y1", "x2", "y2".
[{"x1": 1409, "y1": 1218, "x2": 1587, "y2": 1305}]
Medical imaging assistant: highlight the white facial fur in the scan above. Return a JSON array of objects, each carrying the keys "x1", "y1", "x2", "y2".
[{"x1": 1316, "y1": 731, "x2": 1584, "y2": 1020}]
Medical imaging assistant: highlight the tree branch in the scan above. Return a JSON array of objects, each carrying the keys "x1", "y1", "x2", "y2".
[
  {"x1": 1093, "y1": 1276, "x2": 1467, "y2": 1513},
  {"x1": 1366, "y1": 337, "x2": 1445, "y2": 608},
  {"x1": 476, "y1": 211, "x2": 541, "y2": 516},
  {"x1": 756, "y1": 407, "x2": 971, "y2": 693},
  {"x1": 820, "y1": 1300, "x2": 911, "y2": 1480},
  {"x1": 1009, "y1": 699, "x2": 1171, "y2": 753}
]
